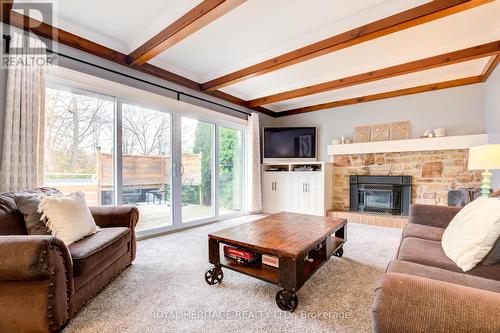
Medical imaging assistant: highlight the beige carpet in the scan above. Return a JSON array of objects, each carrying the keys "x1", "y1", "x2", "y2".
[{"x1": 63, "y1": 215, "x2": 402, "y2": 333}]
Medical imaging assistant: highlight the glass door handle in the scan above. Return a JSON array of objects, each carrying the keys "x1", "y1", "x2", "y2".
[{"x1": 171, "y1": 163, "x2": 183, "y2": 177}]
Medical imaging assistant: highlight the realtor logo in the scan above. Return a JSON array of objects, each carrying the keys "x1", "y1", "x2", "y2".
[{"x1": 1, "y1": 1, "x2": 56, "y2": 68}]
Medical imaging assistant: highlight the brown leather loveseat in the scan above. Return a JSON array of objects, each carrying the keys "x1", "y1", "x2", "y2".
[
  {"x1": 372, "y1": 204, "x2": 500, "y2": 333},
  {"x1": 0, "y1": 188, "x2": 139, "y2": 333}
]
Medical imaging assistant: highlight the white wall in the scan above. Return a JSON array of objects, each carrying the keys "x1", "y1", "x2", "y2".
[
  {"x1": 274, "y1": 84, "x2": 486, "y2": 161},
  {"x1": 485, "y1": 66, "x2": 500, "y2": 190},
  {"x1": 259, "y1": 113, "x2": 275, "y2": 127}
]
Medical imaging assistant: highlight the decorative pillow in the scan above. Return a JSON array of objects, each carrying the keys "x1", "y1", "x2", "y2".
[
  {"x1": 442, "y1": 197, "x2": 500, "y2": 271},
  {"x1": 39, "y1": 191, "x2": 98, "y2": 245},
  {"x1": 482, "y1": 238, "x2": 500, "y2": 265},
  {"x1": 13, "y1": 192, "x2": 51, "y2": 235}
]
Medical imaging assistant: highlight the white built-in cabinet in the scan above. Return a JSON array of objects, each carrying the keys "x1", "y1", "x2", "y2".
[{"x1": 262, "y1": 162, "x2": 333, "y2": 216}]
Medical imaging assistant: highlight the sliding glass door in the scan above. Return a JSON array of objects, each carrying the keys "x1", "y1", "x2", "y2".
[
  {"x1": 44, "y1": 87, "x2": 115, "y2": 205},
  {"x1": 121, "y1": 103, "x2": 172, "y2": 231},
  {"x1": 181, "y1": 117, "x2": 215, "y2": 223},
  {"x1": 218, "y1": 126, "x2": 244, "y2": 215},
  {"x1": 45, "y1": 82, "x2": 246, "y2": 236}
]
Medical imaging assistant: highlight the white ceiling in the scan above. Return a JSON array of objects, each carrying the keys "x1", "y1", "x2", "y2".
[
  {"x1": 221, "y1": 2, "x2": 500, "y2": 101},
  {"x1": 15, "y1": 0, "x2": 500, "y2": 113},
  {"x1": 149, "y1": 0, "x2": 429, "y2": 82},
  {"x1": 265, "y1": 57, "x2": 490, "y2": 111},
  {"x1": 15, "y1": 0, "x2": 204, "y2": 53}
]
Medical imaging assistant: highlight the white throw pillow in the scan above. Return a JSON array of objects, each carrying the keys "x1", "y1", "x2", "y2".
[
  {"x1": 442, "y1": 197, "x2": 500, "y2": 271},
  {"x1": 39, "y1": 191, "x2": 98, "y2": 245}
]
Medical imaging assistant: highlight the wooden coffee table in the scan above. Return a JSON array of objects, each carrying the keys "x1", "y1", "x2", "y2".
[{"x1": 205, "y1": 212, "x2": 347, "y2": 311}]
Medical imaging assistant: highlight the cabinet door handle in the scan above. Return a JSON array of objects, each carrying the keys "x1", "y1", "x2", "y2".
[
  {"x1": 274, "y1": 182, "x2": 277, "y2": 191},
  {"x1": 272, "y1": 182, "x2": 275, "y2": 191},
  {"x1": 307, "y1": 183, "x2": 309, "y2": 192}
]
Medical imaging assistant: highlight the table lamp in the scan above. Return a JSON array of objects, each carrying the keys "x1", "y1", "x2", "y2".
[{"x1": 468, "y1": 144, "x2": 500, "y2": 197}]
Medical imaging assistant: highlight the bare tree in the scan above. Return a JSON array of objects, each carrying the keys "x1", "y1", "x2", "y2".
[
  {"x1": 122, "y1": 105, "x2": 170, "y2": 156},
  {"x1": 45, "y1": 88, "x2": 171, "y2": 179},
  {"x1": 45, "y1": 88, "x2": 113, "y2": 174}
]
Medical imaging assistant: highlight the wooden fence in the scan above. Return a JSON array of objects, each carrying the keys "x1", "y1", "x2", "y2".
[{"x1": 53, "y1": 153, "x2": 202, "y2": 205}]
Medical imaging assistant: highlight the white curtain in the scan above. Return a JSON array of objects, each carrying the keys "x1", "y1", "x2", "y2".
[
  {"x1": 246, "y1": 112, "x2": 262, "y2": 213},
  {"x1": 0, "y1": 33, "x2": 47, "y2": 192}
]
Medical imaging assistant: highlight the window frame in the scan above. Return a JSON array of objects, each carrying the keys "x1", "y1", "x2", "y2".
[{"x1": 46, "y1": 74, "x2": 247, "y2": 239}]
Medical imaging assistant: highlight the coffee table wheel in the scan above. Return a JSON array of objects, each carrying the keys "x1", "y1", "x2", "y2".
[
  {"x1": 205, "y1": 266, "x2": 223, "y2": 285},
  {"x1": 334, "y1": 246, "x2": 344, "y2": 257},
  {"x1": 276, "y1": 290, "x2": 298, "y2": 312}
]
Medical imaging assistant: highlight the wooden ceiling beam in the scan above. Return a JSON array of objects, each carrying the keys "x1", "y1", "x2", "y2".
[
  {"x1": 276, "y1": 76, "x2": 483, "y2": 117},
  {"x1": 246, "y1": 41, "x2": 500, "y2": 107},
  {"x1": 128, "y1": 0, "x2": 245, "y2": 66},
  {"x1": 480, "y1": 54, "x2": 499, "y2": 81},
  {"x1": 0, "y1": 0, "x2": 13, "y2": 23},
  {"x1": 201, "y1": 0, "x2": 491, "y2": 91},
  {"x1": 2, "y1": 9, "x2": 273, "y2": 116},
  {"x1": 7, "y1": 9, "x2": 130, "y2": 65}
]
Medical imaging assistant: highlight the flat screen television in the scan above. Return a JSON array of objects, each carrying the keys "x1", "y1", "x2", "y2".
[{"x1": 263, "y1": 127, "x2": 317, "y2": 163}]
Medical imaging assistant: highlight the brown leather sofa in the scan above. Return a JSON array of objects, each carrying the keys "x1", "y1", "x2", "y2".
[
  {"x1": 372, "y1": 204, "x2": 500, "y2": 333},
  {"x1": 0, "y1": 188, "x2": 139, "y2": 333}
]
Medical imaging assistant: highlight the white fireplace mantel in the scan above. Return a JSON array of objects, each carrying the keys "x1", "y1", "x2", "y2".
[{"x1": 327, "y1": 134, "x2": 488, "y2": 156}]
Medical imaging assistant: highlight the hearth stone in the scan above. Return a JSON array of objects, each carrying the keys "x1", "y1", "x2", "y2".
[{"x1": 327, "y1": 210, "x2": 408, "y2": 229}]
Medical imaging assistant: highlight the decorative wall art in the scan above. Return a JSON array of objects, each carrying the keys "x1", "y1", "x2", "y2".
[
  {"x1": 354, "y1": 125, "x2": 371, "y2": 143},
  {"x1": 390, "y1": 121, "x2": 410, "y2": 140},
  {"x1": 371, "y1": 123, "x2": 390, "y2": 142}
]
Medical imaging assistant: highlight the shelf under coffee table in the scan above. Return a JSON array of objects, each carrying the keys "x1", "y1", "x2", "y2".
[{"x1": 205, "y1": 212, "x2": 347, "y2": 312}]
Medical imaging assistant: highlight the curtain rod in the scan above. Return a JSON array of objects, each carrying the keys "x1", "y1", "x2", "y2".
[{"x1": 2, "y1": 34, "x2": 251, "y2": 117}]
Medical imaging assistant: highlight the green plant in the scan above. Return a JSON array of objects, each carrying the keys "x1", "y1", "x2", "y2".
[
  {"x1": 218, "y1": 127, "x2": 240, "y2": 209},
  {"x1": 162, "y1": 184, "x2": 200, "y2": 205},
  {"x1": 193, "y1": 123, "x2": 212, "y2": 205},
  {"x1": 192, "y1": 124, "x2": 242, "y2": 210}
]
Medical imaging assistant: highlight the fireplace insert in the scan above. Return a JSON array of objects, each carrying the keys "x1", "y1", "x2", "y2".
[{"x1": 350, "y1": 175, "x2": 412, "y2": 215}]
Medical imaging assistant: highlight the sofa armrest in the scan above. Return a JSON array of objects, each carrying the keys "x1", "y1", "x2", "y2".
[
  {"x1": 372, "y1": 272, "x2": 500, "y2": 333},
  {"x1": 408, "y1": 204, "x2": 461, "y2": 229},
  {"x1": 0, "y1": 236, "x2": 73, "y2": 332},
  {"x1": 89, "y1": 206, "x2": 139, "y2": 230},
  {"x1": 0, "y1": 236, "x2": 73, "y2": 284},
  {"x1": 89, "y1": 206, "x2": 139, "y2": 261}
]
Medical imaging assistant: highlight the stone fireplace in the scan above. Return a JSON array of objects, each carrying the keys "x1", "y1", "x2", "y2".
[
  {"x1": 350, "y1": 175, "x2": 412, "y2": 215},
  {"x1": 332, "y1": 149, "x2": 483, "y2": 212}
]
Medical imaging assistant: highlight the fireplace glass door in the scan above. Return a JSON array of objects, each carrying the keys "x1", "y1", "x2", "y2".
[
  {"x1": 358, "y1": 185, "x2": 401, "y2": 214},
  {"x1": 365, "y1": 190, "x2": 393, "y2": 209}
]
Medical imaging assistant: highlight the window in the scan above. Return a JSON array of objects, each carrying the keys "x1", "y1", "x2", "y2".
[
  {"x1": 45, "y1": 80, "x2": 246, "y2": 236},
  {"x1": 218, "y1": 127, "x2": 244, "y2": 215},
  {"x1": 181, "y1": 117, "x2": 214, "y2": 222},
  {"x1": 122, "y1": 103, "x2": 172, "y2": 231},
  {"x1": 45, "y1": 87, "x2": 114, "y2": 205}
]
